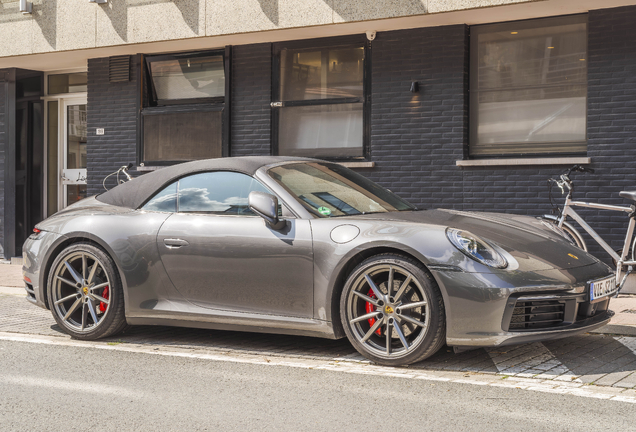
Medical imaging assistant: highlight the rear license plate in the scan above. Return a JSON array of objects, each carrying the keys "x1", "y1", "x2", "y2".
[{"x1": 590, "y1": 275, "x2": 617, "y2": 302}]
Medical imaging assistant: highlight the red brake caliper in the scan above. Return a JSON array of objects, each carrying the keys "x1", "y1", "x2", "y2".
[
  {"x1": 99, "y1": 286, "x2": 109, "y2": 313},
  {"x1": 365, "y1": 290, "x2": 382, "y2": 335}
]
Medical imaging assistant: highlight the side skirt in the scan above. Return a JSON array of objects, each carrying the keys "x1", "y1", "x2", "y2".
[{"x1": 126, "y1": 311, "x2": 340, "y2": 340}]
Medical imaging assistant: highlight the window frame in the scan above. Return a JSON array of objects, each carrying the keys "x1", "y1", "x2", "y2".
[
  {"x1": 141, "y1": 170, "x2": 293, "y2": 218},
  {"x1": 271, "y1": 35, "x2": 371, "y2": 162},
  {"x1": 469, "y1": 14, "x2": 588, "y2": 159},
  {"x1": 137, "y1": 48, "x2": 232, "y2": 166}
]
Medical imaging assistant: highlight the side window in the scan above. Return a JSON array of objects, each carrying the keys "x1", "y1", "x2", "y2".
[
  {"x1": 142, "y1": 181, "x2": 178, "y2": 212},
  {"x1": 177, "y1": 171, "x2": 270, "y2": 215}
]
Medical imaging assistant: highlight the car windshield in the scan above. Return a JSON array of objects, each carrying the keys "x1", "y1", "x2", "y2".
[{"x1": 268, "y1": 162, "x2": 417, "y2": 217}]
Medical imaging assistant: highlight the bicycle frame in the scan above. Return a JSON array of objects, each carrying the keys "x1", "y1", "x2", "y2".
[{"x1": 557, "y1": 194, "x2": 636, "y2": 287}]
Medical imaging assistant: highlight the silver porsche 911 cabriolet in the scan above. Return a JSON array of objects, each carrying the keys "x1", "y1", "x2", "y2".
[{"x1": 22, "y1": 157, "x2": 616, "y2": 366}]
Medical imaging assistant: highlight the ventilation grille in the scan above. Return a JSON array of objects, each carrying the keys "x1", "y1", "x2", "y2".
[
  {"x1": 509, "y1": 300, "x2": 565, "y2": 331},
  {"x1": 109, "y1": 56, "x2": 131, "y2": 83},
  {"x1": 24, "y1": 282, "x2": 35, "y2": 300}
]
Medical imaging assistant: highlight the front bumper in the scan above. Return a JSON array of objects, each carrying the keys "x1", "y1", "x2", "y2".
[
  {"x1": 431, "y1": 262, "x2": 616, "y2": 347},
  {"x1": 448, "y1": 306, "x2": 613, "y2": 347},
  {"x1": 22, "y1": 230, "x2": 65, "y2": 310}
]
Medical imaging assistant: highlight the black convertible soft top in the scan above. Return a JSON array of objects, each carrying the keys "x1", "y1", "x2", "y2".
[{"x1": 96, "y1": 156, "x2": 317, "y2": 210}]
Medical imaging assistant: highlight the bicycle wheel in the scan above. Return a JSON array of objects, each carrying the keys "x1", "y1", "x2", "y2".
[{"x1": 540, "y1": 216, "x2": 588, "y2": 251}]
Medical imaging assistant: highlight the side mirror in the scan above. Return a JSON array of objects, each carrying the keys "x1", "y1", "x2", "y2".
[{"x1": 249, "y1": 191, "x2": 286, "y2": 230}]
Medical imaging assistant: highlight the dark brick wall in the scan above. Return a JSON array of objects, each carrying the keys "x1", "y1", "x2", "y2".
[
  {"x1": 365, "y1": 26, "x2": 468, "y2": 210},
  {"x1": 87, "y1": 57, "x2": 139, "y2": 195},
  {"x1": 0, "y1": 80, "x2": 5, "y2": 256},
  {"x1": 584, "y1": 6, "x2": 636, "y2": 257},
  {"x1": 230, "y1": 43, "x2": 272, "y2": 156}
]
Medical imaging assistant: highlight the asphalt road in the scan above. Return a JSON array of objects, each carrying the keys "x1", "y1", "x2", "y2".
[{"x1": 1, "y1": 340, "x2": 635, "y2": 432}]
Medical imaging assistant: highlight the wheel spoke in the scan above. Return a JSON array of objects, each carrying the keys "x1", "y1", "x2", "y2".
[
  {"x1": 399, "y1": 300, "x2": 427, "y2": 310},
  {"x1": 364, "y1": 274, "x2": 384, "y2": 300},
  {"x1": 90, "y1": 282, "x2": 109, "y2": 292},
  {"x1": 81, "y1": 254, "x2": 88, "y2": 280},
  {"x1": 399, "y1": 314, "x2": 427, "y2": 328},
  {"x1": 361, "y1": 317, "x2": 384, "y2": 342},
  {"x1": 87, "y1": 299, "x2": 99, "y2": 325},
  {"x1": 54, "y1": 293, "x2": 79, "y2": 306},
  {"x1": 64, "y1": 261, "x2": 83, "y2": 284},
  {"x1": 392, "y1": 320, "x2": 409, "y2": 349},
  {"x1": 394, "y1": 275, "x2": 413, "y2": 302},
  {"x1": 81, "y1": 303, "x2": 88, "y2": 331},
  {"x1": 91, "y1": 293, "x2": 109, "y2": 305},
  {"x1": 350, "y1": 311, "x2": 381, "y2": 325},
  {"x1": 386, "y1": 321, "x2": 392, "y2": 355},
  {"x1": 352, "y1": 290, "x2": 379, "y2": 306},
  {"x1": 63, "y1": 297, "x2": 82, "y2": 321},
  {"x1": 56, "y1": 275, "x2": 78, "y2": 289},
  {"x1": 387, "y1": 266, "x2": 394, "y2": 297},
  {"x1": 87, "y1": 262, "x2": 99, "y2": 285}
]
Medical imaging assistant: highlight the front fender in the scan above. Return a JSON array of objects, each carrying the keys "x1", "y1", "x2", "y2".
[{"x1": 310, "y1": 218, "x2": 461, "y2": 332}]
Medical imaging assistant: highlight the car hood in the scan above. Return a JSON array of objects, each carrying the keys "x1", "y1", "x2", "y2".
[{"x1": 353, "y1": 209, "x2": 601, "y2": 270}]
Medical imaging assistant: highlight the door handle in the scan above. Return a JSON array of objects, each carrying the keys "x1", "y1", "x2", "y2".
[{"x1": 163, "y1": 238, "x2": 189, "y2": 249}]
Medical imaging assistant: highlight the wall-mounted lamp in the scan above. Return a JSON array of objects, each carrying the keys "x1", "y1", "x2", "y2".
[
  {"x1": 410, "y1": 81, "x2": 419, "y2": 93},
  {"x1": 19, "y1": 0, "x2": 32, "y2": 14},
  {"x1": 88, "y1": 0, "x2": 108, "y2": 4}
]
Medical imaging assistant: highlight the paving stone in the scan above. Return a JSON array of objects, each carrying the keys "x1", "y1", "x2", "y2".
[
  {"x1": 594, "y1": 372, "x2": 632, "y2": 386},
  {"x1": 612, "y1": 372, "x2": 636, "y2": 388}
]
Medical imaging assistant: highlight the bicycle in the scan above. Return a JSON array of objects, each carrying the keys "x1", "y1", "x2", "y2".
[
  {"x1": 542, "y1": 165, "x2": 636, "y2": 293},
  {"x1": 102, "y1": 163, "x2": 134, "y2": 191}
]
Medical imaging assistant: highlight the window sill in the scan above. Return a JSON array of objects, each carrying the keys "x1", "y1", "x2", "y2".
[
  {"x1": 337, "y1": 161, "x2": 375, "y2": 168},
  {"x1": 137, "y1": 165, "x2": 164, "y2": 172},
  {"x1": 456, "y1": 157, "x2": 591, "y2": 167}
]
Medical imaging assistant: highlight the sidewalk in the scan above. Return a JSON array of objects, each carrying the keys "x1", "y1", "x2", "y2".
[{"x1": 2, "y1": 261, "x2": 636, "y2": 336}]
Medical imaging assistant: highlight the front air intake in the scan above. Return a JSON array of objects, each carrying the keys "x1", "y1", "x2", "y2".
[{"x1": 509, "y1": 300, "x2": 565, "y2": 330}]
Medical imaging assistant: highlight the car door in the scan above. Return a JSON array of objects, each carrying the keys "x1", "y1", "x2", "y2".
[{"x1": 152, "y1": 171, "x2": 314, "y2": 318}]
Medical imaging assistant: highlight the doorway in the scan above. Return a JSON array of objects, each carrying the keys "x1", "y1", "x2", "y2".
[
  {"x1": 59, "y1": 98, "x2": 87, "y2": 208},
  {"x1": 45, "y1": 96, "x2": 88, "y2": 216},
  {"x1": 44, "y1": 71, "x2": 88, "y2": 218}
]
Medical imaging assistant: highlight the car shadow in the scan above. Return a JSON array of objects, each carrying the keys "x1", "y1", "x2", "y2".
[{"x1": 543, "y1": 334, "x2": 636, "y2": 381}]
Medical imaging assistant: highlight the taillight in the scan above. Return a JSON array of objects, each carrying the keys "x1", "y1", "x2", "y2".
[{"x1": 33, "y1": 228, "x2": 41, "y2": 234}]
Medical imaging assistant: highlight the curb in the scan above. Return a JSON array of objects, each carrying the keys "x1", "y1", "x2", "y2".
[{"x1": 0, "y1": 286, "x2": 25, "y2": 296}]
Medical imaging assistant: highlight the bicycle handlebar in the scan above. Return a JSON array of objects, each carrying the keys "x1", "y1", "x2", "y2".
[{"x1": 565, "y1": 165, "x2": 595, "y2": 177}]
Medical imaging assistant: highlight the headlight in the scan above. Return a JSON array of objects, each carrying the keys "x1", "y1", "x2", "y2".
[{"x1": 446, "y1": 228, "x2": 507, "y2": 269}]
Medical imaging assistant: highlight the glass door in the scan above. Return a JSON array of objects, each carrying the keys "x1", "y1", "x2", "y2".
[{"x1": 60, "y1": 98, "x2": 87, "y2": 208}]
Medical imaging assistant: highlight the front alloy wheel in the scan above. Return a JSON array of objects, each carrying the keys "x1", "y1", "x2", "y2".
[
  {"x1": 340, "y1": 254, "x2": 445, "y2": 366},
  {"x1": 47, "y1": 243, "x2": 127, "y2": 339}
]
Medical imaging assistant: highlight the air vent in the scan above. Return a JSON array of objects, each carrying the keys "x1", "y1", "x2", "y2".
[
  {"x1": 509, "y1": 300, "x2": 565, "y2": 331},
  {"x1": 109, "y1": 56, "x2": 131, "y2": 83}
]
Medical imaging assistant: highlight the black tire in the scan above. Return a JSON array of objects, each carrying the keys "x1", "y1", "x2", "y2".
[
  {"x1": 46, "y1": 242, "x2": 127, "y2": 340},
  {"x1": 339, "y1": 254, "x2": 446, "y2": 366}
]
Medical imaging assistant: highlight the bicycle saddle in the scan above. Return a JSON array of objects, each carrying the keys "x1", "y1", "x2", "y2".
[{"x1": 619, "y1": 191, "x2": 636, "y2": 201}]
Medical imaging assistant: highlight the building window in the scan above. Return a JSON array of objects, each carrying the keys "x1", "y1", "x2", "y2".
[
  {"x1": 47, "y1": 72, "x2": 87, "y2": 95},
  {"x1": 140, "y1": 49, "x2": 229, "y2": 165},
  {"x1": 470, "y1": 15, "x2": 587, "y2": 157},
  {"x1": 273, "y1": 37, "x2": 369, "y2": 159}
]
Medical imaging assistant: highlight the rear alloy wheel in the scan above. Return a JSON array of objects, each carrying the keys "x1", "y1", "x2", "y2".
[
  {"x1": 340, "y1": 254, "x2": 446, "y2": 366},
  {"x1": 47, "y1": 243, "x2": 127, "y2": 340}
]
